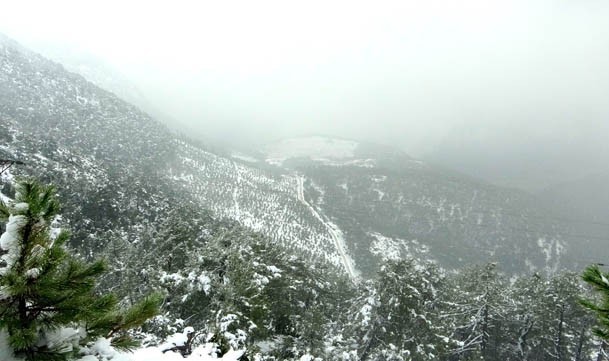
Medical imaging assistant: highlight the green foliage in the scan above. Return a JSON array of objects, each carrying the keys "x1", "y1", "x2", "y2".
[
  {"x1": 581, "y1": 265, "x2": 609, "y2": 341},
  {"x1": 0, "y1": 179, "x2": 160, "y2": 360},
  {"x1": 351, "y1": 259, "x2": 450, "y2": 361},
  {"x1": 97, "y1": 203, "x2": 356, "y2": 359},
  {"x1": 442, "y1": 263, "x2": 507, "y2": 360},
  {"x1": 440, "y1": 265, "x2": 597, "y2": 361}
]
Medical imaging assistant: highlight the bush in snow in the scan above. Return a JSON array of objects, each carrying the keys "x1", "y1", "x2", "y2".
[{"x1": 0, "y1": 179, "x2": 161, "y2": 360}]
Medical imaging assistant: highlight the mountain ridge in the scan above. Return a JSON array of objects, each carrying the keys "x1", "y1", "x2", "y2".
[{"x1": 0, "y1": 33, "x2": 597, "y2": 280}]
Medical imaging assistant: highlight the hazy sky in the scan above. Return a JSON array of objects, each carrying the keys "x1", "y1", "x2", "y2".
[{"x1": 1, "y1": 0, "x2": 608, "y2": 188}]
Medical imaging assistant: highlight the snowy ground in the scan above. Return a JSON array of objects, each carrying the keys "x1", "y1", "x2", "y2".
[
  {"x1": 264, "y1": 136, "x2": 359, "y2": 166},
  {"x1": 80, "y1": 341, "x2": 245, "y2": 361}
]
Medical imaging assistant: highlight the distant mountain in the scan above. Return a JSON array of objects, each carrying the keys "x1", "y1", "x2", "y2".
[
  {"x1": 259, "y1": 136, "x2": 591, "y2": 276},
  {"x1": 12, "y1": 37, "x2": 213, "y2": 139},
  {"x1": 17, "y1": 38, "x2": 150, "y2": 112},
  {"x1": 0, "y1": 31, "x2": 181, "y2": 251},
  {"x1": 0, "y1": 33, "x2": 597, "y2": 281}
]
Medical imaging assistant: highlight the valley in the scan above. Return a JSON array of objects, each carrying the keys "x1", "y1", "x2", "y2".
[{"x1": 1, "y1": 30, "x2": 608, "y2": 361}]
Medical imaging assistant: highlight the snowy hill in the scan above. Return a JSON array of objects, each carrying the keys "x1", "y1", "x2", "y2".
[
  {"x1": 0, "y1": 34, "x2": 346, "y2": 275},
  {"x1": 264, "y1": 136, "x2": 360, "y2": 166},
  {"x1": 2, "y1": 32, "x2": 607, "y2": 361},
  {"x1": 263, "y1": 135, "x2": 420, "y2": 169},
  {"x1": 30, "y1": 42, "x2": 150, "y2": 112},
  {"x1": 261, "y1": 136, "x2": 583, "y2": 276},
  {"x1": 0, "y1": 33, "x2": 593, "y2": 282}
]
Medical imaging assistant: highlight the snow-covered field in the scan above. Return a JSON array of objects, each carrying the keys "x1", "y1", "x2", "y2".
[{"x1": 264, "y1": 136, "x2": 359, "y2": 166}]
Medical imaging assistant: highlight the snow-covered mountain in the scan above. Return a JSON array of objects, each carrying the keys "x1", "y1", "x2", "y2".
[
  {"x1": 4, "y1": 36, "x2": 151, "y2": 114},
  {"x1": 256, "y1": 136, "x2": 590, "y2": 275},
  {"x1": 0, "y1": 33, "x2": 347, "y2": 276},
  {"x1": 0, "y1": 33, "x2": 594, "y2": 281}
]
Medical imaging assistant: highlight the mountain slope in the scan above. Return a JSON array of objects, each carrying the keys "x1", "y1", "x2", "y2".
[
  {"x1": 0, "y1": 34, "x2": 596, "y2": 281},
  {"x1": 0, "y1": 34, "x2": 344, "y2": 273},
  {"x1": 259, "y1": 136, "x2": 586, "y2": 276}
]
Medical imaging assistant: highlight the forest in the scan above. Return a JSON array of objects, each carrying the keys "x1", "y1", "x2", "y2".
[{"x1": 2, "y1": 177, "x2": 609, "y2": 361}]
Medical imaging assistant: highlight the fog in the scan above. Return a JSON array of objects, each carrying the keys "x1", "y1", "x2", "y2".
[{"x1": 1, "y1": 0, "x2": 608, "y2": 190}]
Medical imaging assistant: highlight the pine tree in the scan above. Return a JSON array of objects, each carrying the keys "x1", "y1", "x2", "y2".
[
  {"x1": 0, "y1": 179, "x2": 161, "y2": 361},
  {"x1": 581, "y1": 265, "x2": 609, "y2": 343},
  {"x1": 355, "y1": 258, "x2": 450, "y2": 361},
  {"x1": 443, "y1": 263, "x2": 508, "y2": 361},
  {"x1": 542, "y1": 273, "x2": 594, "y2": 361}
]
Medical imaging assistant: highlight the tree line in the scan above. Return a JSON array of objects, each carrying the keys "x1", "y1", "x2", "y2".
[{"x1": 1, "y1": 178, "x2": 609, "y2": 361}]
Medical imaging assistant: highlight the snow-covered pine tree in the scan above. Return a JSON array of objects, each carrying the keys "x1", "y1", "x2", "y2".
[
  {"x1": 581, "y1": 264, "x2": 609, "y2": 360},
  {"x1": 0, "y1": 179, "x2": 161, "y2": 361},
  {"x1": 355, "y1": 258, "x2": 450, "y2": 361},
  {"x1": 442, "y1": 263, "x2": 508, "y2": 361},
  {"x1": 541, "y1": 273, "x2": 594, "y2": 361}
]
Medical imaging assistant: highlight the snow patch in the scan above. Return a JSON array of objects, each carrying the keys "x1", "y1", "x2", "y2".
[
  {"x1": 76, "y1": 334, "x2": 246, "y2": 361},
  {"x1": 265, "y1": 136, "x2": 359, "y2": 166},
  {"x1": 231, "y1": 152, "x2": 259, "y2": 163},
  {"x1": 0, "y1": 215, "x2": 27, "y2": 274},
  {"x1": 369, "y1": 233, "x2": 403, "y2": 261},
  {"x1": 369, "y1": 232, "x2": 429, "y2": 262},
  {"x1": 25, "y1": 268, "x2": 41, "y2": 279}
]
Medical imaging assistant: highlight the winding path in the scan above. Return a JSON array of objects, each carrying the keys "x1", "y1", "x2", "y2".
[
  {"x1": 232, "y1": 162, "x2": 241, "y2": 215},
  {"x1": 295, "y1": 175, "x2": 358, "y2": 280}
]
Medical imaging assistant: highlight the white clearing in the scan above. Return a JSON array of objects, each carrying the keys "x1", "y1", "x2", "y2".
[
  {"x1": 295, "y1": 175, "x2": 358, "y2": 280},
  {"x1": 230, "y1": 152, "x2": 259, "y2": 163},
  {"x1": 265, "y1": 136, "x2": 359, "y2": 166}
]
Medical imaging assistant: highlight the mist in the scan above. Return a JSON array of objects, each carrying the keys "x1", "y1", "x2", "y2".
[{"x1": 1, "y1": 0, "x2": 608, "y2": 190}]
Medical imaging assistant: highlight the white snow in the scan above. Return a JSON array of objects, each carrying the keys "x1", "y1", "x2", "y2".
[
  {"x1": 0, "y1": 215, "x2": 27, "y2": 274},
  {"x1": 368, "y1": 232, "x2": 429, "y2": 262},
  {"x1": 266, "y1": 265, "x2": 282, "y2": 274},
  {"x1": 536, "y1": 237, "x2": 565, "y2": 272},
  {"x1": 0, "y1": 191, "x2": 11, "y2": 204},
  {"x1": 75, "y1": 335, "x2": 246, "y2": 361},
  {"x1": 197, "y1": 274, "x2": 212, "y2": 294},
  {"x1": 41, "y1": 327, "x2": 84, "y2": 354},
  {"x1": 369, "y1": 232, "x2": 402, "y2": 261},
  {"x1": 265, "y1": 136, "x2": 359, "y2": 166},
  {"x1": 231, "y1": 152, "x2": 259, "y2": 163},
  {"x1": 160, "y1": 327, "x2": 195, "y2": 351},
  {"x1": 25, "y1": 268, "x2": 41, "y2": 279},
  {"x1": 13, "y1": 203, "x2": 28, "y2": 212}
]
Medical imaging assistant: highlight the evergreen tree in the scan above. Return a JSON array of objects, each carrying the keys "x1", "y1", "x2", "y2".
[
  {"x1": 541, "y1": 273, "x2": 594, "y2": 361},
  {"x1": 581, "y1": 264, "x2": 609, "y2": 358},
  {"x1": 0, "y1": 179, "x2": 161, "y2": 360},
  {"x1": 443, "y1": 263, "x2": 508, "y2": 361},
  {"x1": 354, "y1": 258, "x2": 450, "y2": 361}
]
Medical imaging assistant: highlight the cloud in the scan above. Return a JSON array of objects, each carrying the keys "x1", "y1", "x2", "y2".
[{"x1": 1, "y1": 0, "x2": 608, "y2": 186}]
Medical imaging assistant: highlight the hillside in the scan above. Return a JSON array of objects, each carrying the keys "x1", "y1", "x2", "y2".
[
  {"x1": 0, "y1": 34, "x2": 351, "y2": 359},
  {"x1": 1, "y1": 32, "x2": 607, "y2": 361},
  {"x1": 0, "y1": 33, "x2": 345, "y2": 273},
  {"x1": 259, "y1": 136, "x2": 585, "y2": 275},
  {"x1": 0, "y1": 33, "x2": 596, "y2": 281}
]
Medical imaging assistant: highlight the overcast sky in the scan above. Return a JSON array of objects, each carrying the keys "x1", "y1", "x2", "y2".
[{"x1": 1, "y1": 0, "x2": 608, "y2": 189}]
